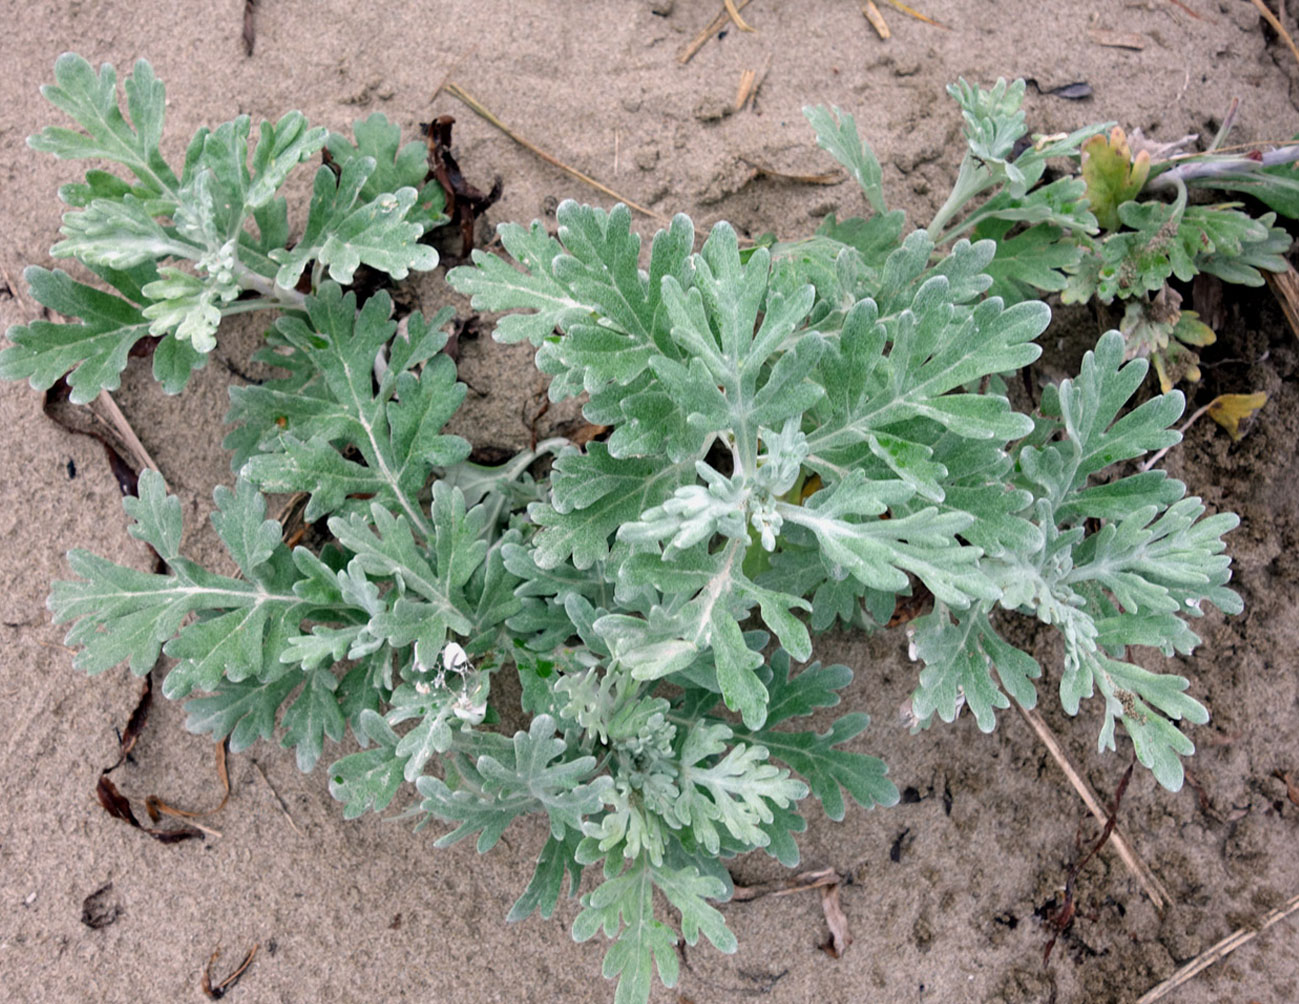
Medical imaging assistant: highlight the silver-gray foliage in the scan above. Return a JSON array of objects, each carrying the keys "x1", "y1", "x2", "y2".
[{"x1": 11, "y1": 58, "x2": 1242, "y2": 1004}]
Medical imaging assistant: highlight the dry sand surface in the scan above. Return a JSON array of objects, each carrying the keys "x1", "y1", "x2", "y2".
[{"x1": 2, "y1": 2, "x2": 1299, "y2": 1002}]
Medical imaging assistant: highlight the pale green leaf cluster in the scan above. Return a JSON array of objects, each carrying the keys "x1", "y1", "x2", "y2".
[
  {"x1": 917, "y1": 77, "x2": 1290, "y2": 390},
  {"x1": 15, "y1": 57, "x2": 1247, "y2": 1004},
  {"x1": 0, "y1": 54, "x2": 445, "y2": 403}
]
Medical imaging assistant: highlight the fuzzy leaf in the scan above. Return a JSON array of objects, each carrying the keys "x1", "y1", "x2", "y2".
[
  {"x1": 241, "y1": 287, "x2": 468, "y2": 521},
  {"x1": 804, "y1": 105, "x2": 887, "y2": 214},
  {"x1": 48, "y1": 472, "x2": 312, "y2": 685},
  {"x1": 0, "y1": 266, "x2": 155, "y2": 403},
  {"x1": 416, "y1": 715, "x2": 609, "y2": 850},
  {"x1": 573, "y1": 856, "x2": 681, "y2": 1004},
  {"x1": 29, "y1": 54, "x2": 175, "y2": 193},
  {"x1": 280, "y1": 667, "x2": 347, "y2": 771},
  {"x1": 183, "y1": 671, "x2": 304, "y2": 752},
  {"x1": 268, "y1": 157, "x2": 437, "y2": 287},
  {"x1": 326, "y1": 112, "x2": 447, "y2": 230}
]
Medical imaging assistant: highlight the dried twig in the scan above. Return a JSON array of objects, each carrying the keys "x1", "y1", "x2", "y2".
[
  {"x1": 441, "y1": 82, "x2": 668, "y2": 224},
  {"x1": 1043, "y1": 759, "x2": 1135, "y2": 962},
  {"x1": 428, "y1": 46, "x2": 478, "y2": 104},
  {"x1": 202, "y1": 944, "x2": 259, "y2": 1000},
  {"x1": 1089, "y1": 29, "x2": 1148, "y2": 49},
  {"x1": 735, "y1": 69, "x2": 758, "y2": 111},
  {"x1": 1136, "y1": 391, "x2": 1270, "y2": 472},
  {"x1": 862, "y1": 1, "x2": 891, "y2": 38},
  {"x1": 1250, "y1": 0, "x2": 1299, "y2": 68},
  {"x1": 91, "y1": 390, "x2": 163, "y2": 478},
  {"x1": 1166, "y1": 0, "x2": 1209, "y2": 20},
  {"x1": 145, "y1": 740, "x2": 231, "y2": 833},
  {"x1": 731, "y1": 867, "x2": 843, "y2": 901},
  {"x1": 1136, "y1": 892, "x2": 1299, "y2": 1003},
  {"x1": 253, "y1": 759, "x2": 303, "y2": 835},
  {"x1": 735, "y1": 53, "x2": 772, "y2": 112},
  {"x1": 1014, "y1": 703, "x2": 1171, "y2": 912},
  {"x1": 679, "y1": 0, "x2": 753, "y2": 63},
  {"x1": 739, "y1": 157, "x2": 843, "y2": 185},
  {"x1": 882, "y1": 0, "x2": 950, "y2": 29},
  {"x1": 723, "y1": 0, "x2": 755, "y2": 31}
]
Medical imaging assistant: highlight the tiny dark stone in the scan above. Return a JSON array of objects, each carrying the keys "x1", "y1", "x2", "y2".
[{"x1": 81, "y1": 882, "x2": 121, "y2": 929}]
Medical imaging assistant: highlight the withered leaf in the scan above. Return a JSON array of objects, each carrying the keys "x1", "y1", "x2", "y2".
[
  {"x1": 819, "y1": 882, "x2": 852, "y2": 958},
  {"x1": 96, "y1": 774, "x2": 204, "y2": 844}
]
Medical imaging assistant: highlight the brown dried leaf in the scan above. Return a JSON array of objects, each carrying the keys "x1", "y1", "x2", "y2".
[
  {"x1": 421, "y1": 115, "x2": 503, "y2": 262},
  {"x1": 241, "y1": 0, "x2": 256, "y2": 56},
  {"x1": 96, "y1": 774, "x2": 141, "y2": 827},
  {"x1": 819, "y1": 882, "x2": 852, "y2": 958},
  {"x1": 567, "y1": 423, "x2": 610, "y2": 447},
  {"x1": 107, "y1": 671, "x2": 152, "y2": 772},
  {"x1": 96, "y1": 774, "x2": 204, "y2": 843}
]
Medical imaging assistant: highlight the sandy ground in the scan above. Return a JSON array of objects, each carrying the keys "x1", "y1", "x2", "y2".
[{"x1": 2, "y1": 2, "x2": 1299, "y2": 1002}]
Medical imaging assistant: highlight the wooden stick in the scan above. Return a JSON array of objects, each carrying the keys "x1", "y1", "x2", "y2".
[
  {"x1": 679, "y1": 0, "x2": 753, "y2": 63},
  {"x1": 441, "y1": 82, "x2": 668, "y2": 225},
  {"x1": 1249, "y1": 0, "x2": 1299, "y2": 69},
  {"x1": 1015, "y1": 703, "x2": 1171, "y2": 912},
  {"x1": 1136, "y1": 892, "x2": 1299, "y2": 1002}
]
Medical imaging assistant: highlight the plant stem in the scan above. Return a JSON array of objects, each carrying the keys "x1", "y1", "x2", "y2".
[
  {"x1": 232, "y1": 261, "x2": 307, "y2": 311},
  {"x1": 928, "y1": 158, "x2": 986, "y2": 239}
]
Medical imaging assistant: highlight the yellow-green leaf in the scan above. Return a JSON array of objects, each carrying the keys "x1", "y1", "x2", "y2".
[
  {"x1": 1207, "y1": 392, "x2": 1267, "y2": 441},
  {"x1": 1082, "y1": 126, "x2": 1151, "y2": 231}
]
